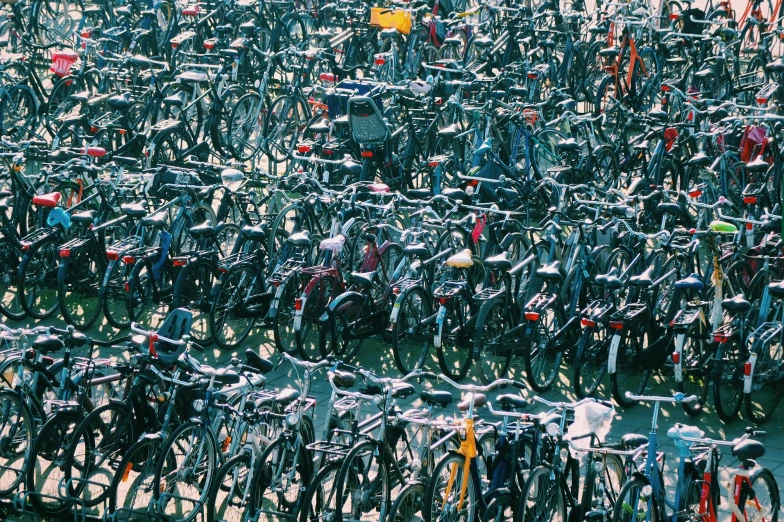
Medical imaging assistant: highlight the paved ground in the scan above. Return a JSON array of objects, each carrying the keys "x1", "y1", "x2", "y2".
[{"x1": 2, "y1": 310, "x2": 783, "y2": 522}]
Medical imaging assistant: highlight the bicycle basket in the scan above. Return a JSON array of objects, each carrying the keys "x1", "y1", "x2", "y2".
[
  {"x1": 326, "y1": 80, "x2": 383, "y2": 119},
  {"x1": 369, "y1": 7, "x2": 412, "y2": 34},
  {"x1": 51, "y1": 50, "x2": 78, "y2": 78},
  {"x1": 348, "y1": 96, "x2": 390, "y2": 144}
]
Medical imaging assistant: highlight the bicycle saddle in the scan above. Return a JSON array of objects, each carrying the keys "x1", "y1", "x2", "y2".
[
  {"x1": 341, "y1": 160, "x2": 362, "y2": 177},
  {"x1": 69, "y1": 91, "x2": 91, "y2": 103},
  {"x1": 421, "y1": 390, "x2": 453, "y2": 407},
  {"x1": 108, "y1": 93, "x2": 133, "y2": 110},
  {"x1": 629, "y1": 265, "x2": 655, "y2": 287},
  {"x1": 380, "y1": 28, "x2": 400, "y2": 38},
  {"x1": 398, "y1": 186, "x2": 427, "y2": 201},
  {"x1": 497, "y1": 394, "x2": 529, "y2": 410},
  {"x1": 163, "y1": 91, "x2": 187, "y2": 108},
  {"x1": 308, "y1": 120, "x2": 330, "y2": 134},
  {"x1": 620, "y1": 433, "x2": 649, "y2": 450},
  {"x1": 121, "y1": 201, "x2": 148, "y2": 218},
  {"x1": 745, "y1": 156, "x2": 769, "y2": 173},
  {"x1": 189, "y1": 360, "x2": 241, "y2": 385},
  {"x1": 437, "y1": 124, "x2": 460, "y2": 139},
  {"x1": 595, "y1": 268, "x2": 623, "y2": 289},
  {"x1": 474, "y1": 35, "x2": 494, "y2": 47},
  {"x1": 557, "y1": 137, "x2": 580, "y2": 151},
  {"x1": 32, "y1": 192, "x2": 61, "y2": 208},
  {"x1": 116, "y1": 5, "x2": 133, "y2": 17},
  {"x1": 446, "y1": 249, "x2": 473, "y2": 269},
  {"x1": 271, "y1": 388, "x2": 301, "y2": 406},
  {"x1": 32, "y1": 335, "x2": 64, "y2": 354},
  {"x1": 457, "y1": 393, "x2": 486, "y2": 411},
  {"x1": 320, "y1": 236, "x2": 346, "y2": 253},
  {"x1": 655, "y1": 202, "x2": 682, "y2": 216},
  {"x1": 484, "y1": 253, "x2": 512, "y2": 272},
  {"x1": 721, "y1": 294, "x2": 751, "y2": 313},
  {"x1": 140, "y1": 213, "x2": 167, "y2": 228},
  {"x1": 767, "y1": 58, "x2": 784, "y2": 73},
  {"x1": 330, "y1": 370, "x2": 357, "y2": 388},
  {"x1": 241, "y1": 224, "x2": 267, "y2": 240},
  {"x1": 536, "y1": 261, "x2": 564, "y2": 281},
  {"x1": 245, "y1": 349, "x2": 274, "y2": 374},
  {"x1": 760, "y1": 216, "x2": 781, "y2": 232},
  {"x1": 598, "y1": 46, "x2": 620, "y2": 58},
  {"x1": 71, "y1": 209, "x2": 97, "y2": 224},
  {"x1": 496, "y1": 187, "x2": 519, "y2": 201},
  {"x1": 442, "y1": 187, "x2": 470, "y2": 204},
  {"x1": 189, "y1": 220, "x2": 215, "y2": 237},
  {"x1": 349, "y1": 272, "x2": 375, "y2": 288},
  {"x1": 686, "y1": 152, "x2": 711, "y2": 167},
  {"x1": 403, "y1": 243, "x2": 430, "y2": 258},
  {"x1": 732, "y1": 439, "x2": 765, "y2": 462},
  {"x1": 674, "y1": 273, "x2": 704, "y2": 290},
  {"x1": 767, "y1": 280, "x2": 784, "y2": 298},
  {"x1": 287, "y1": 230, "x2": 312, "y2": 246}
]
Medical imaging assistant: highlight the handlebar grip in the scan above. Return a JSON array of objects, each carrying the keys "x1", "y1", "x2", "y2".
[
  {"x1": 513, "y1": 381, "x2": 526, "y2": 390},
  {"x1": 422, "y1": 372, "x2": 439, "y2": 380},
  {"x1": 753, "y1": 431, "x2": 767, "y2": 437},
  {"x1": 596, "y1": 399, "x2": 614, "y2": 408},
  {"x1": 337, "y1": 361, "x2": 361, "y2": 372}
]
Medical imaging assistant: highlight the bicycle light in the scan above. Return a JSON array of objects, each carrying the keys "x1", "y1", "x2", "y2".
[
  {"x1": 373, "y1": 394, "x2": 384, "y2": 406},
  {"x1": 193, "y1": 399, "x2": 205, "y2": 413},
  {"x1": 546, "y1": 423, "x2": 560, "y2": 437},
  {"x1": 641, "y1": 485, "x2": 653, "y2": 497},
  {"x1": 458, "y1": 427, "x2": 467, "y2": 440},
  {"x1": 592, "y1": 460, "x2": 603, "y2": 473},
  {"x1": 286, "y1": 412, "x2": 299, "y2": 427}
]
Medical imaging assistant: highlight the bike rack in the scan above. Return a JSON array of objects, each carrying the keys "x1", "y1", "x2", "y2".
[{"x1": 749, "y1": 321, "x2": 782, "y2": 346}]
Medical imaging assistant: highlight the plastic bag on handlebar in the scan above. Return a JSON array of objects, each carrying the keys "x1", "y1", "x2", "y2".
[
  {"x1": 679, "y1": 8, "x2": 706, "y2": 35},
  {"x1": 149, "y1": 167, "x2": 204, "y2": 197}
]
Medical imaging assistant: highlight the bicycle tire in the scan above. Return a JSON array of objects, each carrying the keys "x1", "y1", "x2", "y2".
[
  {"x1": 746, "y1": 467, "x2": 780, "y2": 522},
  {"x1": 0, "y1": 389, "x2": 35, "y2": 496},
  {"x1": 103, "y1": 259, "x2": 134, "y2": 329},
  {"x1": 57, "y1": 248, "x2": 104, "y2": 329},
  {"x1": 172, "y1": 258, "x2": 217, "y2": 345},
  {"x1": 62, "y1": 401, "x2": 135, "y2": 507},
  {"x1": 272, "y1": 275, "x2": 300, "y2": 355},
  {"x1": 255, "y1": 434, "x2": 312, "y2": 513},
  {"x1": 424, "y1": 452, "x2": 476, "y2": 522},
  {"x1": 299, "y1": 460, "x2": 343, "y2": 522},
  {"x1": 474, "y1": 298, "x2": 513, "y2": 384},
  {"x1": 319, "y1": 293, "x2": 366, "y2": 362},
  {"x1": 207, "y1": 452, "x2": 262, "y2": 522},
  {"x1": 610, "y1": 322, "x2": 654, "y2": 408},
  {"x1": 335, "y1": 439, "x2": 390, "y2": 522},
  {"x1": 25, "y1": 410, "x2": 83, "y2": 516},
  {"x1": 523, "y1": 301, "x2": 565, "y2": 392},
  {"x1": 211, "y1": 264, "x2": 260, "y2": 350},
  {"x1": 574, "y1": 324, "x2": 610, "y2": 398},
  {"x1": 387, "y1": 481, "x2": 426, "y2": 522},
  {"x1": 713, "y1": 336, "x2": 744, "y2": 423},
  {"x1": 153, "y1": 419, "x2": 219, "y2": 522},
  {"x1": 744, "y1": 337, "x2": 783, "y2": 424},
  {"x1": 391, "y1": 286, "x2": 431, "y2": 375},
  {"x1": 18, "y1": 238, "x2": 60, "y2": 319},
  {"x1": 107, "y1": 436, "x2": 165, "y2": 518},
  {"x1": 677, "y1": 335, "x2": 710, "y2": 416},
  {"x1": 612, "y1": 477, "x2": 661, "y2": 522}
]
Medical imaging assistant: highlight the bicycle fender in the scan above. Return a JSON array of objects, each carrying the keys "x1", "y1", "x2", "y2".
[
  {"x1": 573, "y1": 327, "x2": 593, "y2": 365},
  {"x1": 326, "y1": 291, "x2": 364, "y2": 313},
  {"x1": 140, "y1": 432, "x2": 165, "y2": 443},
  {"x1": 390, "y1": 285, "x2": 427, "y2": 324}
]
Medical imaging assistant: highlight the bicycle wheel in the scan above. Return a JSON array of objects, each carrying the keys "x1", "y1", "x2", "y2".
[
  {"x1": 210, "y1": 84, "x2": 247, "y2": 156},
  {"x1": 172, "y1": 258, "x2": 216, "y2": 345},
  {"x1": 745, "y1": 468, "x2": 780, "y2": 522},
  {"x1": 0, "y1": 390, "x2": 34, "y2": 496},
  {"x1": 149, "y1": 128, "x2": 195, "y2": 167},
  {"x1": 335, "y1": 440, "x2": 389, "y2": 522},
  {"x1": 612, "y1": 478, "x2": 660, "y2": 522},
  {"x1": 745, "y1": 337, "x2": 784, "y2": 424},
  {"x1": 255, "y1": 435, "x2": 312, "y2": 516},
  {"x1": 0, "y1": 85, "x2": 37, "y2": 138},
  {"x1": 63, "y1": 401, "x2": 135, "y2": 507},
  {"x1": 264, "y1": 94, "x2": 303, "y2": 161},
  {"x1": 677, "y1": 336, "x2": 710, "y2": 416},
  {"x1": 0, "y1": 241, "x2": 24, "y2": 321},
  {"x1": 272, "y1": 276, "x2": 300, "y2": 355},
  {"x1": 26, "y1": 410, "x2": 83, "y2": 516},
  {"x1": 211, "y1": 265, "x2": 260, "y2": 350},
  {"x1": 299, "y1": 461, "x2": 342, "y2": 522},
  {"x1": 713, "y1": 337, "x2": 744, "y2": 423},
  {"x1": 228, "y1": 92, "x2": 266, "y2": 161},
  {"x1": 611, "y1": 323, "x2": 654, "y2": 408},
  {"x1": 320, "y1": 293, "x2": 366, "y2": 362},
  {"x1": 387, "y1": 482, "x2": 426, "y2": 522},
  {"x1": 424, "y1": 452, "x2": 477, "y2": 522},
  {"x1": 474, "y1": 299, "x2": 513, "y2": 384},
  {"x1": 19, "y1": 239, "x2": 59, "y2": 319},
  {"x1": 207, "y1": 453, "x2": 263, "y2": 522},
  {"x1": 436, "y1": 298, "x2": 474, "y2": 381},
  {"x1": 484, "y1": 490, "x2": 515, "y2": 522},
  {"x1": 594, "y1": 75, "x2": 622, "y2": 143},
  {"x1": 574, "y1": 325, "x2": 610, "y2": 398},
  {"x1": 297, "y1": 275, "x2": 338, "y2": 362},
  {"x1": 103, "y1": 259, "x2": 133, "y2": 329},
  {"x1": 523, "y1": 303, "x2": 564, "y2": 392},
  {"x1": 58, "y1": 249, "x2": 103, "y2": 329},
  {"x1": 391, "y1": 286, "x2": 431, "y2": 375},
  {"x1": 108, "y1": 437, "x2": 165, "y2": 518},
  {"x1": 153, "y1": 420, "x2": 218, "y2": 522},
  {"x1": 126, "y1": 258, "x2": 173, "y2": 331}
]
